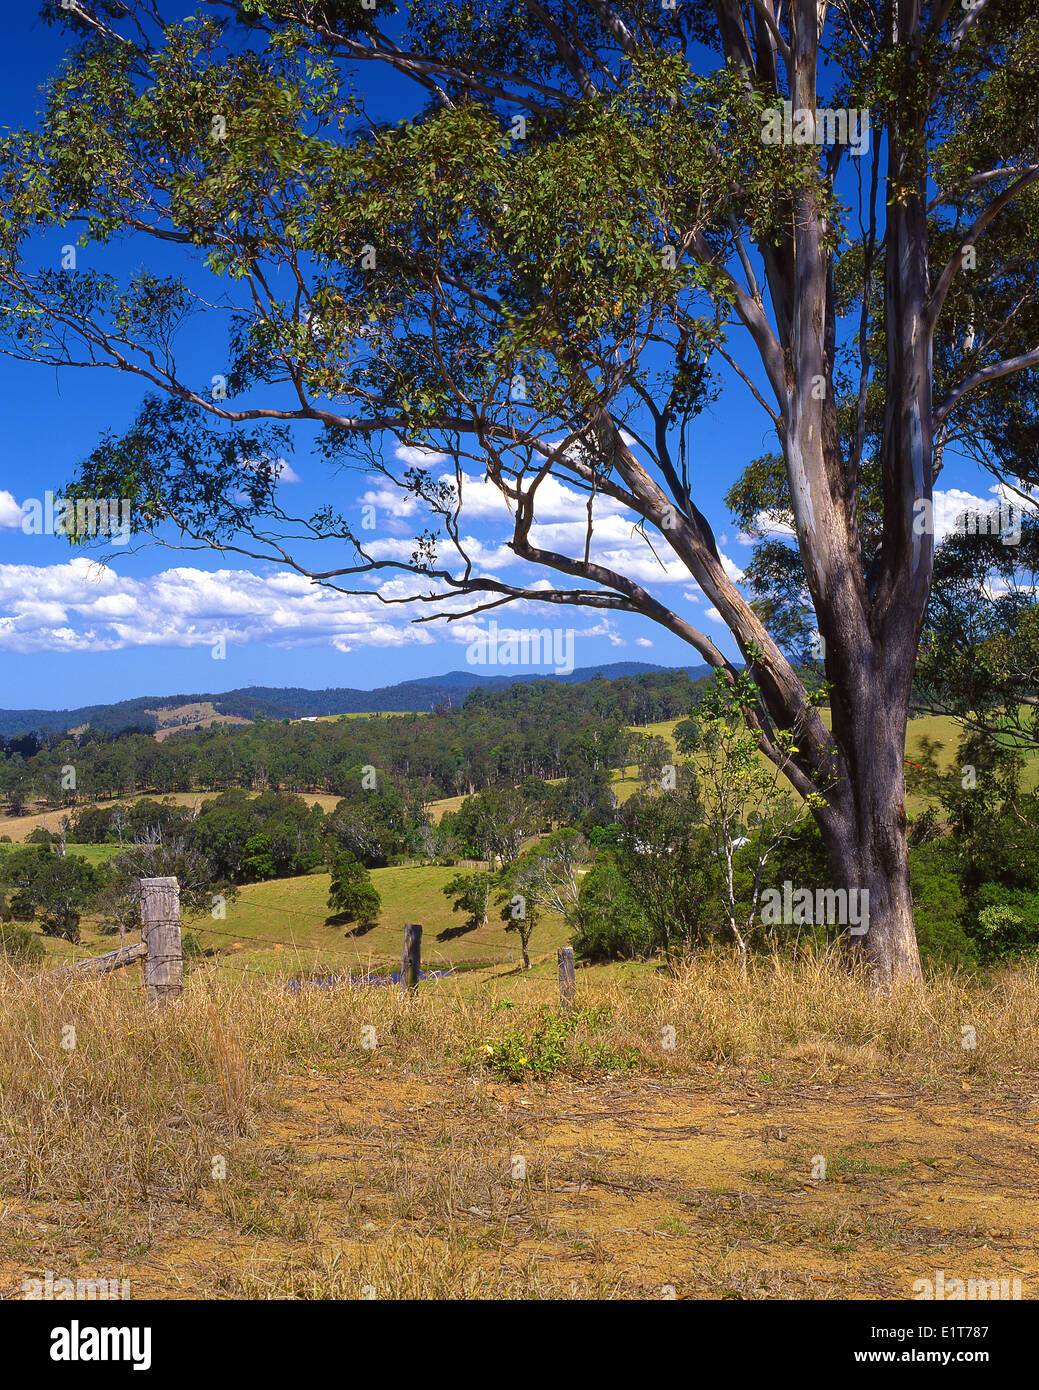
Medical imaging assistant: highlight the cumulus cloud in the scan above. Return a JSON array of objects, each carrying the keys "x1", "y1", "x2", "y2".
[
  {"x1": 720, "y1": 553, "x2": 745, "y2": 583},
  {"x1": 991, "y1": 481, "x2": 1039, "y2": 511},
  {"x1": 269, "y1": 457, "x2": 300, "y2": 484},
  {"x1": 930, "y1": 488, "x2": 993, "y2": 541},
  {"x1": 744, "y1": 488, "x2": 1039, "y2": 551},
  {"x1": 448, "y1": 470, "x2": 630, "y2": 524},
  {"x1": 930, "y1": 485, "x2": 1039, "y2": 542},
  {"x1": 0, "y1": 490, "x2": 26, "y2": 529},
  {"x1": 356, "y1": 483, "x2": 421, "y2": 521},
  {"x1": 752, "y1": 510, "x2": 796, "y2": 539},
  {"x1": 394, "y1": 442, "x2": 450, "y2": 468},
  {"x1": 0, "y1": 559, "x2": 445, "y2": 655}
]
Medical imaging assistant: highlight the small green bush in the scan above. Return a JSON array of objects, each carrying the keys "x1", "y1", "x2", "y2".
[
  {"x1": 0, "y1": 922, "x2": 45, "y2": 966},
  {"x1": 571, "y1": 852, "x2": 653, "y2": 960},
  {"x1": 469, "y1": 1005, "x2": 639, "y2": 1082},
  {"x1": 910, "y1": 839, "x2": 977, "y2": 968},
  {"x1": 971, "y1": 885, "x2": 1039, "y2": 961}
]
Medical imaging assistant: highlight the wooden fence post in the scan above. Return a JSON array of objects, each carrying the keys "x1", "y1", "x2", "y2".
[
  {"x1": 558, "y1": 946, "x2": 576, "y2": 1010},
  {"x1": 140, "y1": 876, "x2": 182, "y2": 1007},
  {"x1": 401, "y1": 923, "x2": 422, "y2": 995}
]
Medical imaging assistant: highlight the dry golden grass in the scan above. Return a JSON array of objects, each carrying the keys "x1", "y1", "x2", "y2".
[{"x1": 1, "y1": 954, "x2": 1037, "y2": 1299}]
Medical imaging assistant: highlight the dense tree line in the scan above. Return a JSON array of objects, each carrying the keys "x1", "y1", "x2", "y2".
[{"x1": 0, "y1": 671, "x2": 697, "y2": 814}]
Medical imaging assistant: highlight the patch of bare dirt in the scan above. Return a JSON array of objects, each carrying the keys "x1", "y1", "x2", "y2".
[{"x1": 5, "y1": 1069, "x2": 1036, "y2": 1299}]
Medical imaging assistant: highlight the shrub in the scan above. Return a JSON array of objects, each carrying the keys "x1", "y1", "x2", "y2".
[
  {"x1": 469, "y1": 1006, "x2": 639, "y2": 1082},
  {"x1": 909, "y1": 839, "x2": 977, "y2": 969},
  {"x1": 0, "y1": 922, "x2": 45, "y2": 966},
  {"x1": 971, "y1": 884, "x2": 1039, "y2": 961},
  {"x1": 181, "y1": 930, "x2": 205, "y2": 959},
  {"x1": 571, "y1": 851, "x2": 653, "y2": 960}
]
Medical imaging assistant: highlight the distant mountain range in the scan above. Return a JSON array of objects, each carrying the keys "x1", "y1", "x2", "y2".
[{"x1": 0, "y1": 661, "x2": 714, "y2": 738}]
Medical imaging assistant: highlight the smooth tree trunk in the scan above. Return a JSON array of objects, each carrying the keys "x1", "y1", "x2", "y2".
[
  {"x1": 819, "y1": 714, "x2": 922, "y2": 986},
  {"x1": 813, "y1": 584, "x2": 925, "y2": 984}
]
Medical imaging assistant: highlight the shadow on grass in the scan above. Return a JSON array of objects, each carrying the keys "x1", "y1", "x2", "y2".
[
  {"x1": 436, "y1": 920, "x2": 483, "y2": 942},
  {"x1": 324, "y1": 913, "x2": 378, "y2": 938}
]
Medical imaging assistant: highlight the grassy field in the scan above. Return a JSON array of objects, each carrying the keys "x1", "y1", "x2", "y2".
[
  {"x1": 0, "y1": 841, "x2": 121, "y2": 867},
  {"x1": 23, "y1": 859, "x2": 570, "y2": 979},
  {"x1": 298, "y1": 711, "x2": 425, "y2": 722},
  {"x1": 611, "y1": 711, "x2": 1039, "y2": 812},
  {"x1": 1, "y1": 953, "x2": 1037, "y2": 1299},
  {"x1": 183, "y1": 863, "x2": 569, "y2": 978},
  {"x1": 151, "y1": 702, "x2": 253, "y2": 741}
]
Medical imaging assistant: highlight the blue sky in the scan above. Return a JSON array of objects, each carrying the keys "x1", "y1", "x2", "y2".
[{"x1": 0, "y1": 7, "x2": 1015, "y2": 710}]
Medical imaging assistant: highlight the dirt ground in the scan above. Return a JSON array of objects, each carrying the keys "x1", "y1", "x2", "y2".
[{"x1": 4, "y1": 1068, "x2": 1037, "y2": 1300}]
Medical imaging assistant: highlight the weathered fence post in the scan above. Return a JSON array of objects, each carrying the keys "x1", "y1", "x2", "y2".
[
  {"x1": 558, "y1": 946, "x2": 576, "y2": 1010},
  {"x1": 140, "y1": 876, "x2": 182, "y2": 1007},
  {"x1": 401, "y1": 923, "x2": 422, "y2": 995}
]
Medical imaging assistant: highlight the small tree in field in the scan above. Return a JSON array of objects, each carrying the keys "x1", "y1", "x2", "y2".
[
  {"x1": 497, "y1": 884, "x2": 541, "y2": 972},
  {"x1": 692, "y1": 670, "x2": 827, "y2": 968},
  {"x1": 504, "y1": 829, "x2": 592, "y2": 916},
  {"x1": 496, "y1": 828, "x2": 592, "y2": 968},
  {"x1": 2, "y1": 847, "x2": 101, "y2": 944},
  {"x1": 327, "y1": 853, "x2": 381, "y2": 928},
  {"x1": 442, "y1": 869, "x2": 495, "y2": 932}
]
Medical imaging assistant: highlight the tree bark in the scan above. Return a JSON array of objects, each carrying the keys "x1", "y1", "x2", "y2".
[{"x1": 819, "y1": 680, "x2": 923, "y2": 985}]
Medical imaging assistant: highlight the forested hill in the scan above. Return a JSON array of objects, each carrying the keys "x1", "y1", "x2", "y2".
[
  {"x1": 0, "y1": 667, "x2": 709, "y2": 811},
  {"x1": 0, "y1": 661, "x2": 712, "y2": 737}
]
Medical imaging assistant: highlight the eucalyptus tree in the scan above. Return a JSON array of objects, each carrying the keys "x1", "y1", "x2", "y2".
[
  {"x1": 3, "y1": 0, "x2": 1039, "y2": 982},
  {"x1": 917, "y1": 514, "x2": 1039, "y2": 751}
]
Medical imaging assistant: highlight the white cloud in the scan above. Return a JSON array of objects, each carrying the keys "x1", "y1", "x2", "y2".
[
  {"x1": 931, "y1": 488, "x2": 992, "y2": 542},
  {"x1": 356, "y1": 484, "x2": 420, "y2": 520},
  {"x1": 270, "y1": 457, "x2": 300, "y2": 483},
  {"x1": 752, "y1": 509, "x2": 796, "y2": 539},
  {"x1": 635, "y1": 637, "x2": 653, "y2": 648},
  {"x1": 746, "y1": 489, "x2": 1038, "y2": 551},
  {"x1": 930, "y1": 485, "x2": 1039, "y2": 543},
  {"x1": 444, "y1": 470, "x2": 629, "y2": 524},
  {"x1": 720, "y1": 553, "x2": 745, "y2": 583},
  {"x1": 237, "y1": 455, "x2": 300, "y2": 485},
  {"x1": 992, "y1": 481, "x2": 1039, "y2": 510},
  {"x1": 0, "y1": 560, "x2": 448, "y2": 655},
  {"x1": 0, "y1": 490, "x2": 27, "y2": 529},
  {"x1": 394, "y1": 442, "x2": 450, "y2": 468},
  {"x1": 9, "y1": 599, "x2": 69, "y2": 625}
]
